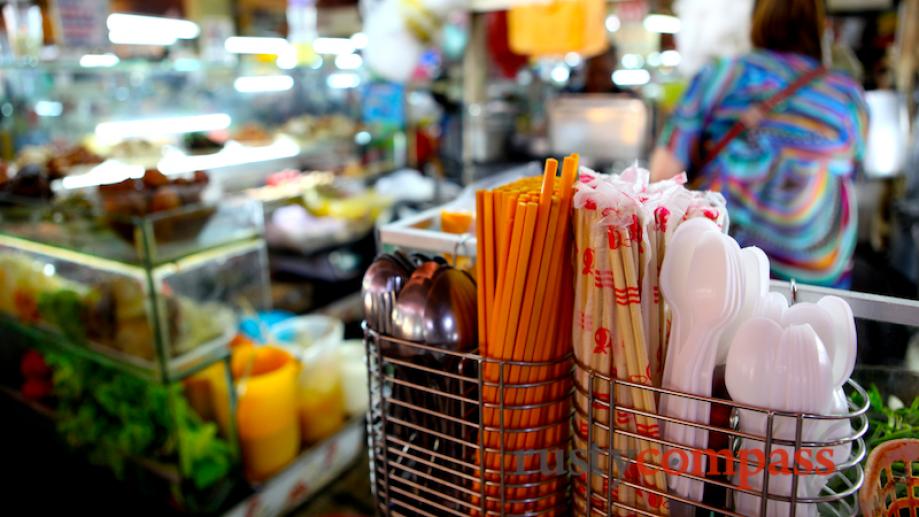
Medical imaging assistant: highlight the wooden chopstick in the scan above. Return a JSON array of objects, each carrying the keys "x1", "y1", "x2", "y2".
[
  {"x1": 610, "y1": 229, "x2": 668, "y2": 513},
  {"x1": 476, "y1": 190, "x2": 487, "y2": 353},
  {"x1": 483, "y1": 191, "x2": 496, "y2": 355}
]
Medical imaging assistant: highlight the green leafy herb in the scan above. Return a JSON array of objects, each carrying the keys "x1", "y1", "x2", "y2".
[
  {"x1": 37, "y1": 289, "x2": 86, "y2": 342},
  {"x1": 45, "y1": 351, "x2": 236, "y2": 490},
  {"x1": 851, "y1": 384, "x2": 919, "y2": 450}
]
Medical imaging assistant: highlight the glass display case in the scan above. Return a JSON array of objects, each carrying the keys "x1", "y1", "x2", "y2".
[
  {"x1": 0, "y1": 192, "x2": 268, "y2": 375},
  {"x1": 0, "y1": 184, "x2": 269, "y2": 510},
  {"x1": 0, "y1": 57, "x2": 369, "y2": 191}
]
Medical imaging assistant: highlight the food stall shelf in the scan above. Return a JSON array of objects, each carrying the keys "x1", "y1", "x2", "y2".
[
  {"x1": 378, "y1": 163, "x2": 541, "y2": 257},
  {"x1": 222, "y1": 417, "x2": 365, "y2": 517},
  {"x1": 0, "y1": 313, "x2": 234, "y2": 383}
]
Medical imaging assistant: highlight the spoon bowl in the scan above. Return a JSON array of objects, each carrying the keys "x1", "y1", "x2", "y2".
[
  {"x1": 754, "y1": 291, "x2": 788, "y2": 324},
  {"x1": 659, "y1": 217, "x2": 721, "y2": 417},
  {"x1": 362, "y1": 255, "x2": 412, "y2": 333},
  {"x1": 423, "y1": 268, "x2": 478, "y2": 352},
  {"x1": 816, "y1": 296, "x2": 857, "y2": 387},
  {"x1": 391, "y1": 261, "x2": 443, "y2": 354}
]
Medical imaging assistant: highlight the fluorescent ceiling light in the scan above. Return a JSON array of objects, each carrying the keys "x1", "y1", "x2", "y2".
[
  {"x1": 326, "y1": 72, "x2": 361, "y2": 89},
  {"x1": 350, "y1": 32, "x2": 368, "y2": 50},
  {"x1": 334, "y1": 53, "x2": 363, "y2": 70},
  {"x1": 605, "y1": 14, "x2": 621, "y2": 33},
  {"x1": 109, "y1": 31, "x2": 177, "y2": 46},
  {"x1": 313, "y1": 37, "x2": 354, "y2": 55},
  {"x1": 234, "y1": 75, "x2": 294, "y2": 93},
  {"x1": 643, "y1": 14, "x2": 681, "y2": 34},
  {"x1": 95, "y1": 113, "x2": 232, "y2": 143},
  {"x1": 80, "y1": 53, "x2": 119, "y2": 68},
  {"x1": 224, "y1": 36, "x2": 290, "y2": 55},
  {"x1": 35, "y1": 100, "x2": 63, "y2": 117},
  {"x1": 660, "y1": 50, "x2": 681, "y2": 67},
  {"x1": 107, "y1": 13, "x2": 199, "y2": 45},
  {"x1": 612, "y1": 69, "x2": 651, "y2": 86}
]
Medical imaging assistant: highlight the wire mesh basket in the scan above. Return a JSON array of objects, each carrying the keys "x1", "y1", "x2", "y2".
[
  {"x1": 365, "y1": 326, "x2": 573, "y2": 516},
  {"x1": 365, "y1": 323, "x2": 870, "y2": 517},
  {"x1": 572, "y1": 357, "x2": 870, "y2": 517}
]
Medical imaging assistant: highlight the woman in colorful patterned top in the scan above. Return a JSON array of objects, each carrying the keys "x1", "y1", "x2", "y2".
[{"x1": 650, "y1": 0, "x2": 868, "y2": 288}]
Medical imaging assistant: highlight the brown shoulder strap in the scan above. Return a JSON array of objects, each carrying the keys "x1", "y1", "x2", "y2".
[{"x1": 698, "y1": 66, "x2": 828, "y2": 173}]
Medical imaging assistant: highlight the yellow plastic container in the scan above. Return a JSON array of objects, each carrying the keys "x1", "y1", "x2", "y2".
[{"x1": 232, "y1": 346, "x2": 301, "y2": 482}]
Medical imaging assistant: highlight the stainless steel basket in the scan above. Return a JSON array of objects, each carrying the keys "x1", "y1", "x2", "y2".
[
  {"x1": 365, "y1": 324, "x2": 870, "y2": 517},
  {"x1": 572, "y1": 357, "x2": 869, "y2": 517},
  {"x1": 365, "y1": 327, "x2": 572, "y2": 516}
]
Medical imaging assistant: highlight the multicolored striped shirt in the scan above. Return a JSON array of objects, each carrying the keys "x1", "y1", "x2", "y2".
[{"x1": 660, "y1": 50, "x2": 868, "y2": 288}]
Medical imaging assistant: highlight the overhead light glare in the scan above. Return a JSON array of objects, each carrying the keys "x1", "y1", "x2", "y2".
[
  {"x1": 313, "y1": 37, "x2": 355, "y2": 55},
  {"x1": 80, "y1": 53, "x2": 119, "y2": 68},
  {"x1": 612, "y1": 69, "x2": 651, "y2": 86},
  {"x1": 225, "y1": 36, "x2": 291, "y2": 55},
  {"x1": 234, "y1": 75, "x2": 295, "y2": 93},
  {"x1": 643, "y1": 14, "x2": 681, "y2": 34}
]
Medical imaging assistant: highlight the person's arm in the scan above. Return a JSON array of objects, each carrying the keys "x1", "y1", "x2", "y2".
[
  {"x1": 651, "y1": 59, "x2": 737, "y2": 183},
  {"x1": 650, "y1": 146, "x2": 686, "y2": 182}
]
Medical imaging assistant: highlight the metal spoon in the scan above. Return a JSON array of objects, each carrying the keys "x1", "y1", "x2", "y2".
[
  {"x1": 422, "y1": 268, "x2": 477, "y2": 352},
  {"x1": 362, "y1": 255, "x2": 411, "y2": 333},
  {"x1": 392, "y1": 261, "x2": 442, "y2": 351}
]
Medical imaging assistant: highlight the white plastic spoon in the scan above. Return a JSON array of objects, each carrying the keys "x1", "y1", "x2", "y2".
[
  {"x1": 816, "y1": 296, "x2": 857, "y2": 387},
  {"x1": 735, "y1": 324, "x2": 830, "y2": 517},
  {"x1": 683, "y1": 232, "x2": 744, "y2": 500},
  {"x1": 660, "y1": 217, "x2": 722, "y2": 355},
  {"x1": 665, "y1": 230, "x2": 735, "y2": 497},
  {"x1": 726, "y1": 317, "x2": 785, "y2": 408},
  {"x1": 659, "y1": 217, "x2": 722, "y2": 417},
  {"x1": 717, "y1": 246, "x2": 768, "y2": 365},
  {"x1": 727, "y1": 317, "x2": 788, "y2": 516},
  {"x1": 781, "y1": 302, "x2": 836, "y2": 378},
  {"x1": 754, "y1": 291, "x2": 788, "y2": 324}
]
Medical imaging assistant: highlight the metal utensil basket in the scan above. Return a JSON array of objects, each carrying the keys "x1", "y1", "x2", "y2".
[
  {"x1": 572, "y1": 356, "x2": 870, "y2": 517},
  {"x1": 368, "y1": 196, "x2": 916, "y2": 517},
  {"x1": 365, "y1": 324, "x2": 870, "y2": 517},
  {"x1": 365, "y1": 327, "x2": 573, "y2": 516}
]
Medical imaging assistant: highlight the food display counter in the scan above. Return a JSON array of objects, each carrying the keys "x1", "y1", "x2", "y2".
[{"x1": 0, "y1": 175, "x2": 364, "y2": 513}]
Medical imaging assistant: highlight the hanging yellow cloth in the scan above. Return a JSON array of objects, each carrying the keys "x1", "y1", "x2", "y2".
[{"x1": 508, "y1": 0, "x2": 608, "y2": 58}]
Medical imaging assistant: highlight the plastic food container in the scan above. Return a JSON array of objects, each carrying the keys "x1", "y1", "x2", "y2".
[
  {"x1": 338, "y1": 339, "x2": 369, "y2": 415},
  {"x1": 298, "y1": 345, "x2": 346, "y2": 444},
  {"x1": 270, "y1": 315, "x2": 344, "y2": 355},
  {"x1": 270, "y1": 315, "x2": 346, "y2": 444},
  {"x1": 232, "y1": 345, "x2": 301, "y2": 482}
]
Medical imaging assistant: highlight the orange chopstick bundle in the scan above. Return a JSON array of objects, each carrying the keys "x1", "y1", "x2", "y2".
[{"x1": 474, "y1": 156, "x2": 578, "y2": 516}]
